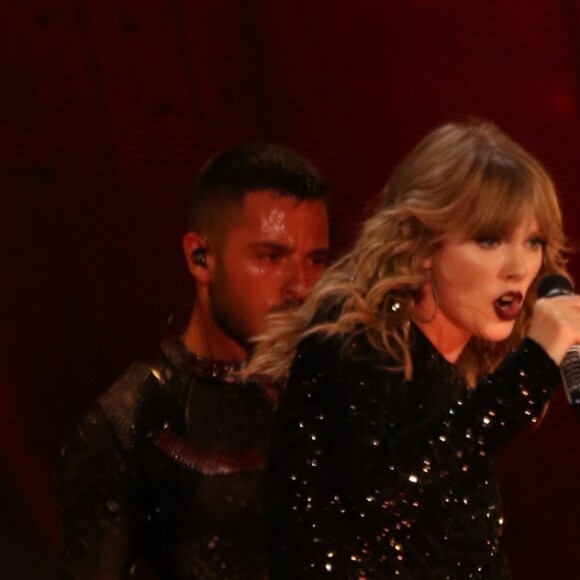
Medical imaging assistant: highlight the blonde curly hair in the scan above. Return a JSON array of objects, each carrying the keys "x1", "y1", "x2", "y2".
[{"x1": 247, "y1": 119, "x2": 569, "y2": 387}]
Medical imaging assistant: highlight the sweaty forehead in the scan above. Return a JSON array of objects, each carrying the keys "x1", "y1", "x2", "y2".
[
  {"x1": 238, "y1": 190, "x2": 326, "y2": 238},
  {"x1": 206, "y1": 189, "x2": 328, "y2": 256},
  {"x1": 203, "y1": 190, "x2": 280, "y2": 247},
  {"x1": 244, "y1": 192, "x2": 296, "y2": 238}
]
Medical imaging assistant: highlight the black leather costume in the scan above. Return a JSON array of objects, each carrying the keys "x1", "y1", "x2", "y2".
[
  {"x1": 266, "y1": 325, "x2": 561, "y2": 579},
  {"x1": 57, "y1": 336, "x2": 274, "y2": 579}
]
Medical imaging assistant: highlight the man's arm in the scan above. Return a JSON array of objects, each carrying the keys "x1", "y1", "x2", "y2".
[{"x1": 57, "y1": 405, "x2": 136, "y2": 579}]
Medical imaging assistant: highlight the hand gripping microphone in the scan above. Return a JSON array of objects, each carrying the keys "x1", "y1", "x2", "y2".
[{"x1": 537, "y1": 274, "x2": 580, "y2": 413}]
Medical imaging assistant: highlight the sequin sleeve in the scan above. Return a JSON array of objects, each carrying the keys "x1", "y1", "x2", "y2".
[
  {"x1": 56, "y1": 405, "x2": 136, "y2": 579},
  {"x1": 265, "y1": 335, "x2": 561, "y2": 578}
]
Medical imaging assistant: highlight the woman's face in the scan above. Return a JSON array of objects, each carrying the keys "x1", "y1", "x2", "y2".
[{"x1": 416, "y1": 211, "x2": 545, "y2": 361}]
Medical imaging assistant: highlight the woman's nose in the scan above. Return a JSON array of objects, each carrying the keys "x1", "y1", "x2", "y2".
[{"x1": 502, "y1": 248, "x2": 529, "y2": 281}]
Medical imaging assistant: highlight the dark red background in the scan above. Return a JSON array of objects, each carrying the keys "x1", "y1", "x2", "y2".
[{"x1": 2, "y1": 1, "x2": 579, "y2": 577}]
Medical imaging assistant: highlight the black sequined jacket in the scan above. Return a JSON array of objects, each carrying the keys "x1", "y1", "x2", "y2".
[
  {"x1": 266, "y1": 326, "x2": 561, "y2": 579},
  {"x1": 57, "y1": 336, "x2": 275, "y2": 579}
]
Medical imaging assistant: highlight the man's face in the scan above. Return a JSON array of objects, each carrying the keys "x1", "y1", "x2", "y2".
[{"x1": 208, "y1": 190, "x2": 329, "y2": 349}]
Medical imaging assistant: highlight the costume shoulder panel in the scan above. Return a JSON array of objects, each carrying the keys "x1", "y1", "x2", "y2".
[{"x1": 98, "y1": 359, "x2": 182, "y2": 452}]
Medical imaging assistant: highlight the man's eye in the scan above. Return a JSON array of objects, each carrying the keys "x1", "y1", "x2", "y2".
[
  {"x1": 259, "y1": 253, "x2": 282, "y2": 262},
  {"x1": 310, "y1": 255, "x2": 328, "y2": 267}
]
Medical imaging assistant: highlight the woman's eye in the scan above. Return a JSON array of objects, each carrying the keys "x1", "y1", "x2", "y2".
[
  {"x1": 477, "y1": 237, "x2": 499, "y2": 248},
  {"x1": 528, "y1": 236, "x2": 547, "y2": 250}
]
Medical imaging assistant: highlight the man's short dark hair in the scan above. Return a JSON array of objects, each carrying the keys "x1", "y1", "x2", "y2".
[{"x1": 189, "y1": 142, "x2": 327, "y2": 233}]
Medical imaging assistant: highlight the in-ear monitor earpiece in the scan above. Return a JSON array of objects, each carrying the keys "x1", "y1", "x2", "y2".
[{"x1": 191, "y1": 247, "x2": 208, "y2": 267}]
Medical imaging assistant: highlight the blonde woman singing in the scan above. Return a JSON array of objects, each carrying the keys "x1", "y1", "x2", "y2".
[{"x1": 248, "y1": 120, "x2": 580, "y2": 579}]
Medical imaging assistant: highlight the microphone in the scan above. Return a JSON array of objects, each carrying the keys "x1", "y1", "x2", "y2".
[{"x1": 537, "y1": 274, "x2": 580, "y2": 411}]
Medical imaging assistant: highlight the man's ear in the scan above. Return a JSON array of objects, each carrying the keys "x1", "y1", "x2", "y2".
[{"x1": 183, "y1": 232, "x2": 211, "y2": 286}]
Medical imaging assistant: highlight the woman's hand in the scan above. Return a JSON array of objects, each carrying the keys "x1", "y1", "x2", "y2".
[{"x1": 528, "y1": 295, "x2": 580, "y2": 365}]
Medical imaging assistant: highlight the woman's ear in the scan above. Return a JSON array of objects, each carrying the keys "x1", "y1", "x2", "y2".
[{"x1": 422, "y1": 256, "x2": 433, "y2": 270}]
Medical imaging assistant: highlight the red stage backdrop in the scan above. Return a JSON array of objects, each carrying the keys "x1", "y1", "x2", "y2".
[{"x1": 1, "y1": 1, "x2": 579, "y2": 578}]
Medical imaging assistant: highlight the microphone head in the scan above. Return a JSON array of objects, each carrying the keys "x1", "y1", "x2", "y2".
[{"x1": 537, "y1": 274, "x2": 575, "y2": 298}]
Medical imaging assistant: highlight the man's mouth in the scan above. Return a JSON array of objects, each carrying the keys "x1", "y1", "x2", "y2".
[{"x1": 493, "y1": 291, "x2": 523, "y2": 321}]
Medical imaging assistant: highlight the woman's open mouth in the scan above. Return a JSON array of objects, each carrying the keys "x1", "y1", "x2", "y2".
[{"x1": 493, "y1": 291, "x2": 523, "y2": 321}]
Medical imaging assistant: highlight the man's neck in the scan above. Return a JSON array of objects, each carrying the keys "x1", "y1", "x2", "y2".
[{"x1": 182, "y1": 306, "x2": 248, "y2": 362}]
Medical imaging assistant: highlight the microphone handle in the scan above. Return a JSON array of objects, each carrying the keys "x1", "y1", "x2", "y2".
[
  {"x1": 536, "y1": 274, "x2": 580, "y2": 416},
  {"x1": 561, "y1": 345, "x2": 580, "y2": 409}
]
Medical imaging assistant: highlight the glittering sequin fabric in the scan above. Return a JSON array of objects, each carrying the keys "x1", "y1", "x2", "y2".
[
  {"x1": 265, "y1": 327, "x2": 561, "y2": 579},
  {"x1": 57, "y1": 336, "x2": 273, "y2": 579}
]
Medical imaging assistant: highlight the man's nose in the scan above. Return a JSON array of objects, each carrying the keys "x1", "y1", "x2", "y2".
[{"x1": 284, "y1": 263, "x2": 309, "y2": 304}]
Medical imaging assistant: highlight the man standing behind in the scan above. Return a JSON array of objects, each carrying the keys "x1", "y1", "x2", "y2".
[{"x1": 57, "y1": 143, "x2": 330, "y2": 579}]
